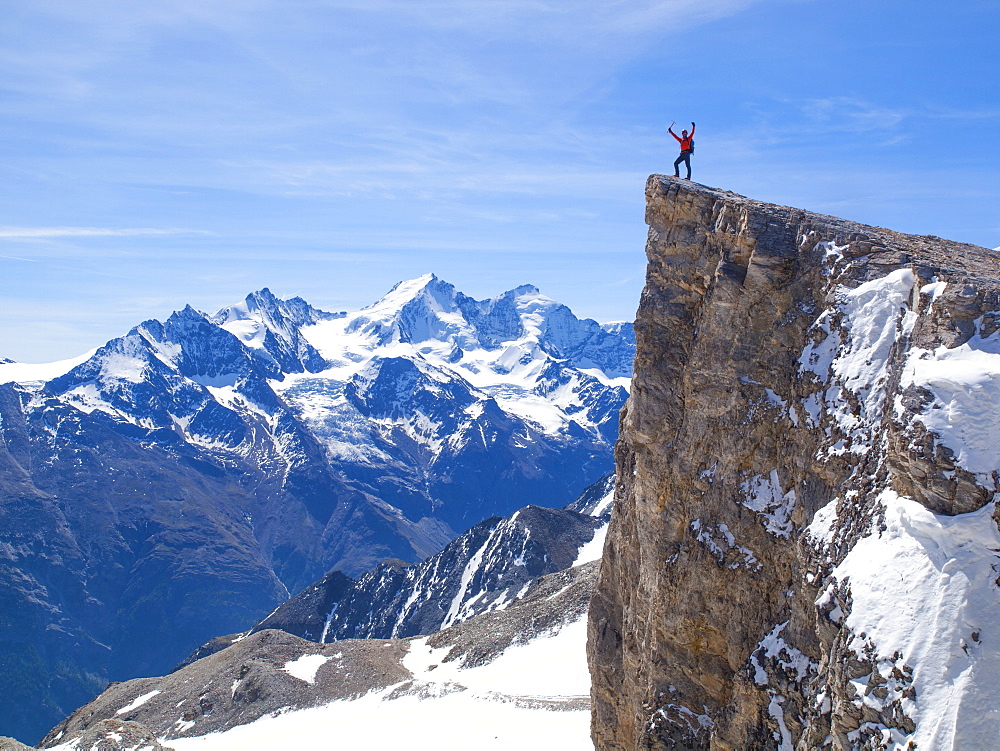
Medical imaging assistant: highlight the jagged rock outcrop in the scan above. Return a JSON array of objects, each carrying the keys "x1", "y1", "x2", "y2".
[
  {"x1": 247, "y1": 569, "x2": 355, "y2": 643},
  {"x1": 269, "y1": 503, "x2": 604, "y2": 643},
  {"x1": 589, "y1": 176, "x2": 1000, "y2": 749}
]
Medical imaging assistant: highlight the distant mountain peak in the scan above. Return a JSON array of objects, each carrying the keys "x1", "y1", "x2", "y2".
[
  {"x1": 168, "y1": 304, "x2": 209, "y2": 323},
  {"x1": 370, "y1": 273, "x2": 448, "y2": 306},
  {"x1": 367, "y1": 274, "x2": 456, "y2": 312},
  {"x1": 493, "y1": 284, "x2": 540, "y2": 302},
  {"x1": 213, "y1": 288, "x2": 336, "y2": 327},
  {"x1": 207, "y1": 289, "x2": 335, "y2": 373},
  {"x1": 340, "y1": 275, "x2": 627, "y2": 374}
]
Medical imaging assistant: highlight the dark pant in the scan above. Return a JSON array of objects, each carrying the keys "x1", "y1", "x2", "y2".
[{"x1": 673, "y1": 150, "x2": 692, "y2": 178}]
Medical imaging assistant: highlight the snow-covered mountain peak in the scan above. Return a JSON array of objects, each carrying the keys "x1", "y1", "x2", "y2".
[
  {"x1": 168, "y1": 303, "x2": 214, "y2": 325},
  {"x1": 372, "y1": 272, "x2": 450, "y2": 310},
  {"x1": 3, "y1": 275, "x2": 628, "y2": 575},
  {"x1": 3, "y1": 277, "x2": 631, "y2": 454},
  {"x1": 343, "y1": 274, "x2": 476, "y2": 348},
  {"x1": 212, "y1": 288, "x2": 339, "y2": 330},
  {"x1": 335, "y1": 275, "x2": 601, "y2": 357},
  {"x1": 305, "y1": 274, "x2": 633, "y2": 380},
  {"x1": 209, "y1": 289, "x2": 336, "y2": 374},
  {"x1": 510, "y1": 283, "x2": 540, "y2": 295},
  {"x1": 288, "y1": 277, "x2": 631, "y2": 445}
]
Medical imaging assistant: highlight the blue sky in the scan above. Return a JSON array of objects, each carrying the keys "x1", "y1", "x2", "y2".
[{"x1": 2, "y1": 0, "x2": 998, "y2": 362}]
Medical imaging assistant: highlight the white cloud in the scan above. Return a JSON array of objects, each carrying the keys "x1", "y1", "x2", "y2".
[
  {"x1": 0, "y1": 0, "x2": 766, "y2": 208},
  {"x1": 1, "y1": 0, "x2": 765, "y2": 109}
]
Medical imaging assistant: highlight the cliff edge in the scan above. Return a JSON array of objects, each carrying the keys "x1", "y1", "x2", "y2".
[{"x1": 589, "y1": 175, "x2": 1000, "y2": 749}]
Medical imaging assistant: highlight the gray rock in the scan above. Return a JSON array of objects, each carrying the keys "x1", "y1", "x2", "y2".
[{"x1": 40, "y1": 719, "x2": 173, "y2": 751}]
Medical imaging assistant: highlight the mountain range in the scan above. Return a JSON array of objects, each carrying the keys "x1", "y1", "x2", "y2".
[{"x1": 0, "y1": 275, "x2": 632, "y2": 744}]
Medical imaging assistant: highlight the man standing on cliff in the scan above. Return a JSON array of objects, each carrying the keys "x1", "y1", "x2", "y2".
[{"x1": 669, "y1": 121, "x2": 695, "y2": 179}]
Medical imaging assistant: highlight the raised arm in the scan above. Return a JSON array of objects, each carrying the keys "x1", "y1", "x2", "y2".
[
  {"x1": 690, "y1": 122, "x2": 696, "y2": 137},
  {"x1": 668, "y1": 126, "x2": 682, "y2": 143}
]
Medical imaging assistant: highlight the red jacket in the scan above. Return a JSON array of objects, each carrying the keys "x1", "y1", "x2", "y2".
[{"x1": 670, "y1": 124, "x2": 695, "y2": 152}]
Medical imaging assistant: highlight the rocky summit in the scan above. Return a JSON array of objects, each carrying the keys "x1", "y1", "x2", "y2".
[
  {"x1": 0, "y1": 276, "x2": 631, "y2": 744},
  {"x1": 589, "y1": 175, "x2": 1000, "y2": 749}
]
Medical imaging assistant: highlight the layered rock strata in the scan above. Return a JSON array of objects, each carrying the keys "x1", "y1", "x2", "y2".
[{"x1": 589, "y1": 175, "x2": 1000, "y2": 749}]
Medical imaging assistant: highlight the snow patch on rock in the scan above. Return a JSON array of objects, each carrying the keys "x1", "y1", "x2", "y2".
[
  {"x1": 282, "y1": 654, "x2": 330, "y2": 684},
  {"x1": 827, "y1": 490, "x2": 1000, "y2": 749},
  {"x1": 901, "y1": 318, "x2": 1000, "y2": 485}
]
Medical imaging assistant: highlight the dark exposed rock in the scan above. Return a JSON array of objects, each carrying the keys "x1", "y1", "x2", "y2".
[
  {"x1": 234, "y1": 477, "x2": 609, "y2": 645},
  {"x1": 247, "y1": 570, "x2": 354, "y2": 643},
  {"x1": 429, "y1": 560, "x2": 597, "y2": 670},
  {"x1": 317, "y1": 504, "x2": 601, "y2": 641},
  {"x1": 566, "y1": 473, "x2": 616, "y2": 522}
]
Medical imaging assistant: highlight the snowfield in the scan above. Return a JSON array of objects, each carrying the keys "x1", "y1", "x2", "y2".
[
  {"x1": 0, "y1": 349, "x2": 96, "y2": 385},
  {"x1": 900, "y1": 312, "x2": 1000, "y2": 485},
  {"x1": 168, "y1": 613, "x2": 593, "y2": 751}
]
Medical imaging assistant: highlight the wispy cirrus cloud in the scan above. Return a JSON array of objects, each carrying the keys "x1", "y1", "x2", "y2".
[
  {"x1": 0, "y1": 226, "x2": 209, "y2": 238},
  {"x1": 312, "y1": 0, "x2": 762, "y2": 42},
  {"x1": 3, "y1": 0, "x2": 997, "y2": 366},
  {"x1": 800, "y1": 96, "x2": 909, "y2": 132}
]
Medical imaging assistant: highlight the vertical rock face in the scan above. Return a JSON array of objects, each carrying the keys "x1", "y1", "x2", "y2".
[{"x1": 589, "y1": 175, "x2": 1000, "y2": 749}]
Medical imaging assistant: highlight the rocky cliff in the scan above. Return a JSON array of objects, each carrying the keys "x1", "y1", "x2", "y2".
[{"x1": 589, "y1": 175, "x2": 1000, "y2": 749}]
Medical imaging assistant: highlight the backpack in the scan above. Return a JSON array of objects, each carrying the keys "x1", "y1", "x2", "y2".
[{"x1": 688, "y1": 138, "x2": 695, "y2": 154}]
